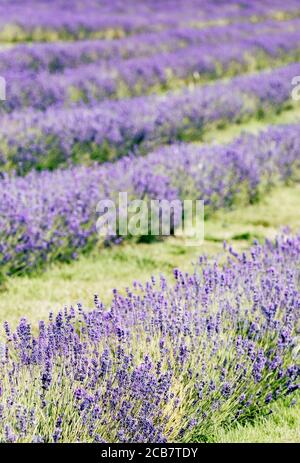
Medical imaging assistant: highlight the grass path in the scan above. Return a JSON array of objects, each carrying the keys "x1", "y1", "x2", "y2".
[
  {"x1": 196, "y1": 103, "x2": 300, "y2": 145},
  {"x1": 1, "y1": 183, "x2": 299, "y2": 327}
]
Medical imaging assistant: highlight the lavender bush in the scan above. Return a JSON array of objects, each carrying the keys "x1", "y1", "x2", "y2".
[
  {"x1": 0, "y1": 235, "x2": 299, "y2": 442},
  {"x1": 0, "y1": 124, "x2": 299, "y2": 277}
]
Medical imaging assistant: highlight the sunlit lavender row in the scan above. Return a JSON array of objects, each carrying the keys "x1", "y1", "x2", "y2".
[
  {"x1": 1, "y1": 17, "x2": 300, "y2": 75},
  {"x1": 1, "y1": 29, "x2": 300, "y2": 115},
  {"x1": 1, "y1": 62, "x2": 299, "y2": 174}
]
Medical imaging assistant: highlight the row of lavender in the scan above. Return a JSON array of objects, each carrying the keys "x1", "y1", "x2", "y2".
[
  {"x1": 1, "y1": 124, "x2": 299, "y2": 278},
  {"x1": 0, "y1": 235, "x2": 299, "y2": 442},
  {"x1": 1, "y1": 0, "x2": 299, "y2": 41},
  {"x1": 1, "y1": 17, "x2": 300, "y2": 75},
  {"x1": 2, "y1": 29, "x2": 300, "y2": 116},
  {"x1": 1, "y1": 62, "x2": 299, "y2": 175}
]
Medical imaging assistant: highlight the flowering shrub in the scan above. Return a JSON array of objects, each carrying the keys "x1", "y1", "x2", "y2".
[{"x1": 0, "y1": 235, "x2": 299, "y2": 442}]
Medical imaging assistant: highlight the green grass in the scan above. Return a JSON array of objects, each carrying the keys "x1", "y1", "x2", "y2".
[
  {"x1": 199, "y1": 102, "x2": 300, "y2": 145},
  {"x1": 217, "y1": 394, "x2": 300, "y2": 443},
  {"x1": 1, "y1": 183, "x2": 299, "y2": 328}
]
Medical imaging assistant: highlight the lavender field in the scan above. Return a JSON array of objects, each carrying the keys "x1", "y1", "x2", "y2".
[{"x1": 0, "y1": 0, "x2": 299, "y2": 445}]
